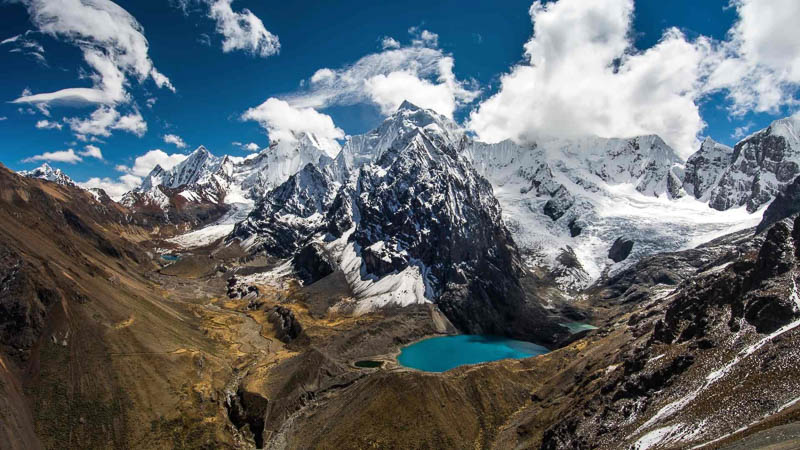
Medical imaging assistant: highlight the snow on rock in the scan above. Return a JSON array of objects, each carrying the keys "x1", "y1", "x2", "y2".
[
  {"x1": 708, "y1": 116, "x2": 800, "y2": 212},
  {"x1": 683, "y1": 138, "x2": 734, "y2": 200},
  {"x1": 122, "y1": 133, "x2": 332, "y2": 212},
  {"x1": 463, "y1": 136, "x2": 762, "y2": 290},
  {"x1": 19, "y1": 163, "x2": 76, "y2": 186}
]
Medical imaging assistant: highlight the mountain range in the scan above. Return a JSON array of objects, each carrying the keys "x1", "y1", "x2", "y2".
[
  {"x1": 26, "y1": 103, "x2": 795, "y2": 295},
  {"x1": 10, "y1": 102, "x2": 800, "y2": 449}
]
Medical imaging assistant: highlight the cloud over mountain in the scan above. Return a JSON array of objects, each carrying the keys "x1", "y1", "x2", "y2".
[{"x1": 282, "y1": 28, "x2": 477, "y2": 119}]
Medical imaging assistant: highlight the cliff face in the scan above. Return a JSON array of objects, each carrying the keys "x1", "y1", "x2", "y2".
[{"x1": 707, "y1": 117, "x2": 800, "y2": 212}]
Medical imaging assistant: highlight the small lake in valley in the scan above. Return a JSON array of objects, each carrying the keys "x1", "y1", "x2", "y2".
[
  {"x1": 397, "y1": 335, "x2": 550, "y2": 372},
  {"x1": 561, "y1": 322, "x2": 598, "y2": 333}
]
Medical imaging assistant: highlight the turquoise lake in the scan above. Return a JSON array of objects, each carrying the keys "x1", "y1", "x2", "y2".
[
  {"x1": 397, "y1": 335, "x2": 550, "y2": 372},
  {"x1": 161, "y1": 254, "x2": 180, "y2": 261}
]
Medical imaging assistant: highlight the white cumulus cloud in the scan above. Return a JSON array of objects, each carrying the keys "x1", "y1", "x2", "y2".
[
  {"x1": 233, "y1": 141, "x2": 260, "y2": 152},
  {"x1": 468, "y1": 0, "x2": 711, "y2": 157},
  {"x1": 283, "y1": 29, "x2": 477, "y2": 119},
  {"x1": 80, "y1": 144, "x2": 103, "y2": 160},
  {"x1": 163, "y1": 133, "x2": 188, "y2": 149},
  {"x1": 705, "y1": 0, "x2": 800, "y2": 115},
  {"x1": 124, "y1": 149, "x2": 188, "y2": 177},
  {"x1": 381, "y1": 36, "x2": 400, "y2": 50},
  {"x1": 23, "y1": 148, "x2": 82, "y2": 164},
  {"x1": 79, "y1": 173, "x2": 141, "y2": 200},
  {"x1": 242, "y1": 98, "x2": 344, "y2": 155},
  {"x1": 469, "y1": 0, "x2": 800, "y2": 157},
  {"x1": 65, "y1": 106, "x2": 147, "y2": 139},
  {"x1": 35, "y1": 119, "x2": 62, "y2": 130},
  {"x1": 208, "y1": 0, "x2": 279, "y2": 58},
  {"x1": 175, "y1": 0, "x2": 279, "y2": 58}
]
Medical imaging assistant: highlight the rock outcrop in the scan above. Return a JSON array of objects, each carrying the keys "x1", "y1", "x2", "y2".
[
  {"x1": 608, "y1": 237, "x2": 634, "y2": 263},
  {"x1": 707, "y1": 117, "x2": 800, "y2": 212}
]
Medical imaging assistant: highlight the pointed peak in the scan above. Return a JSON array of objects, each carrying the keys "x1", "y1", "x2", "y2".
[
  {"x1": 191, "y1": 145, "x2": 210, "y2": 156},
  {"x1": 397, "y1": 100, "x2": 421, "y2": 112},
  {"x1": 20, "y1": 162, "x2": 74, "y2": 185}
]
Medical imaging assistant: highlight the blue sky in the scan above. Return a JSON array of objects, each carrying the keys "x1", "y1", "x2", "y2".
[{"x1": 1, "y1": 0, "x2": 799, "y2": 196}]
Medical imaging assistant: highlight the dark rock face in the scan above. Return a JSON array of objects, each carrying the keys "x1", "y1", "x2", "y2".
[
  {"x1": 653, "y1": 220, "x2": 800, "y2": 344},
  {"x1": 231, "y1": 164, "x2": 338, "y2": 258},
  {"x1": 683, "y1": 138, "x2": 734, "y2": 199},
  {"x1": 551, "y1": 247, "x2": 591, "y2": 291},
  {"x1": 532, "y1": 218, "x2": 800, "y2": 449},
  {"x1": 594, "y1": 229, "x2": 757, "y2": 307},
  {"x1": 568, "y1": 218, "x2": 583, "y2": 237},
  {"x1": 708, "y1": 118, "x2": 800, "y2": 212},
  {"x1": 268, "y1": 306, "x2": 303, "y2": 343},
  {"x1": 225, "y1": 387, "x2": 269, "y2": 448},
  {"x1": 226, "y1": 276, "x2": 261, "y2": 300},
  {"x1": 0, "y1": 247, "x2": 60, "y2": 354},
  {"x1": 543, "y1": 186, "x2": 575, "y2": 221},
  {"x1": 757, "y1": 175, "x2": 800, "y2": 233},
  {"x1": 608, "y1": 237, "x2": 634, "y2": 263},
  {"x1": 666, "y1": 167, "x2": 685, "y2": 199},
  {"x1": 292, "y1": 243, "x2": 336, "y2": 285},
  {"x1": 120, "y1": 185, "x2": 229, "y2": 228},
  {"x1": 360, "y1": 244, "x2": 406, "y2": 277},
  {"x1": 347, "y1": 130, "x2": 564, "y2": 343}
]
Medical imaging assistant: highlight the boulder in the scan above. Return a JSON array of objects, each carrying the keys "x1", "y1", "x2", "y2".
[{"x1": 608, "y1": 237, "x2": 634, "y2": 263}]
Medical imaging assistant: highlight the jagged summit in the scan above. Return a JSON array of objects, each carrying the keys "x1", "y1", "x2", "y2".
[
  {"x1": 19, "y1": 163, "x2": 75, "y2": 186},
  {"x1": 120, "y1": 134, "x2": 335, "y2": 228},
  {"x1": 683, "y1": 137, "x2": 734, "y2": 200},
  {"x1": 706, "y1": 114, "x2": 800, "y2": 212},
  {"x1": 397, "y1": 99, "x2": 421, "y2": 111},
  {"x1": 328, "y1": 101, "x2": 464, "y2": 178}
]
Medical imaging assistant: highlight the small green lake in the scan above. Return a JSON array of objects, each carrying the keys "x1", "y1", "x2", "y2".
[
  {"x1": 397, "y1": 335, "x2": 549, "y2": 373},
  {"x1": 161, "y1": 254, "x2": 180, "y2": 262}
]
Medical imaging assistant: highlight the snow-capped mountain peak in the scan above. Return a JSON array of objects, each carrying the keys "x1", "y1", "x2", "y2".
[
  {"x1": 707, "y1": 115, "x2": 800, "y2": 212},
  {"x1": 293, "y1": 131, "x2": 339, "y2": 158},
  {"x1": 683, "y1": 137, "x2": 734, "y2": 200},
  {"x1": 169, "y1": 145, "x2": 219, "y2": 188},
  {"x1": 19, "y1": 163, "x2": 75, "y2": 186},
  {"x1": 329, "y1": 101, "x2": 465, "y2": 182}
]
